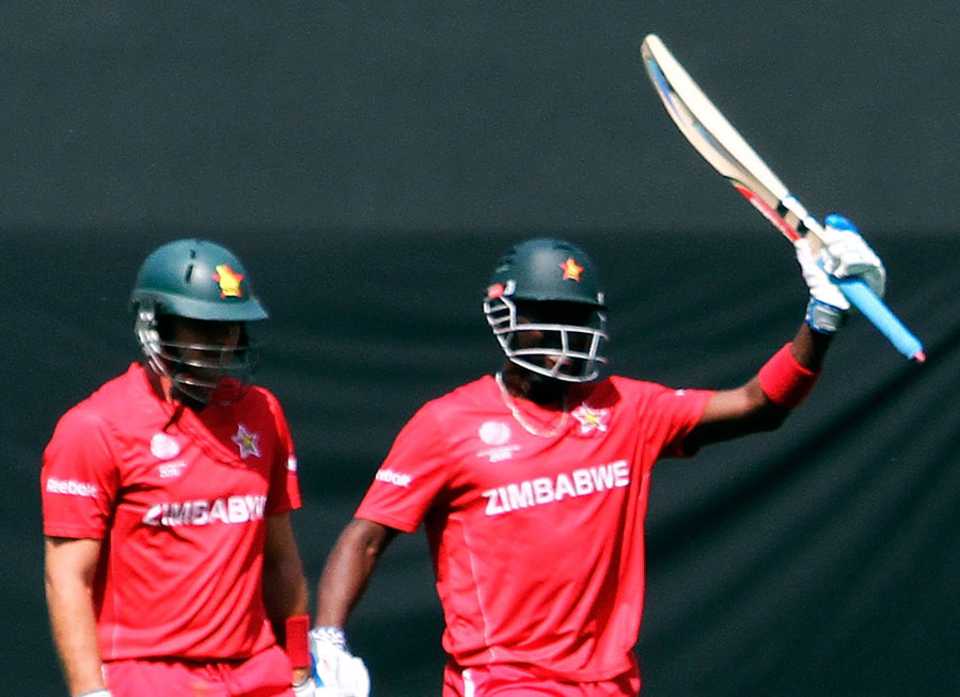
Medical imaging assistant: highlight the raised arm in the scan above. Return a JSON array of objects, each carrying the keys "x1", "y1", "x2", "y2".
[
  {"x1": 685, "y1": 215, "x2": 885, "y2": 451},
  {"x1": 686, "y1": 324, "x2": 830, "y2": 449}
]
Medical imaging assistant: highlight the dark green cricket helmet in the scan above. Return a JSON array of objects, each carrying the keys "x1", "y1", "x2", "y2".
[
  {"x1": 483, "y1": 238, "x2": 608, "y2": 382},
  {"x1": 130, "y1": 239, "x2": 267, "y2": 404},
  {"x1": 130, "y1": 238, "x2": 268, "y2": 322},
  {"x1": 485, "y1": 238, "x2": 606, "y2": 308}
]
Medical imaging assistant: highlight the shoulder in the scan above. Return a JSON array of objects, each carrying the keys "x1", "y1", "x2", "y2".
[
  {"x1": 44, "y1": 393, "x2": 121, "y2": 465},
  {"x1": 50, "y1": 366, "x2": 142, "y2": 440},
  {"x1": 417, "y1": 375, "x2": 494, "y2": 419},
  {"x1": 606, "y1": 374, "x2": 667, "y2": 390},
  {"x1": 50, "y1": 400, "x2": 110, "y2": 441},
  {"x1": 238, "y1": 384, "x2": 287, "y2": 417},
  {"x1": 582, "y1": 374, "x2": 667, "y2": 400},
  {"x1": 390, "y1": 376, "x2": 494, "y2": 442},
  {"x1": 237, "y1": 384, "x2": 293, "y2": 436},
  {"x1": 437, "y1": 375, "x2": 494, "y2": 403},
  {"x1": 244, "y1": 384, "x2": 283, "y2": 411},
  {"x1": 72, "y1": 363, "x2": 155, "y2": 420},
  {"x1": 581, "y1": 375, "x2": 694, "y2": 411},
  {"x1": 607, "y1": 374, "x2": 683, "y2": 397}
]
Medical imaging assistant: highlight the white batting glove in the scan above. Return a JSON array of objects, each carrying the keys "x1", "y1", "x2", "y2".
[
  {"x1": 795, "y1": 214, "x2": 886, "y2": 333},
  {"x1": 818, "y1": 213, "x2": 886, "y2": 297},
  {"x1": 309, "y1": 627, "x2": 370, "y2": 697}
]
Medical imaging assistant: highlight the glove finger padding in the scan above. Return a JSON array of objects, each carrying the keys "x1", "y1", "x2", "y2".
[
  {"x1": 818, "y1": 213, "x2": 886, "y2": 297},
  {"x1": 310, "y1": 627, "x2": 371, "y2": 697},
  {"x1": 795, "y1": 237, "x2": 849, "y2": 311},
  {"x1": 343, "y1": 656, "x2": 371, "y2": 696}
]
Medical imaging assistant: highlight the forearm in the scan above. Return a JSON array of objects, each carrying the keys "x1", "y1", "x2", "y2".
[
  {"x1": 315, "y1": 519, "x2": 392, "y2": 628},
  {"x1": 688, "y1": 327, "x2": 829, "y2": 448},
  {"x1": 309, "y1": 523, "x2": 382, "y2": 696},
  {"x1": 260, "y1": 514, "x2": 311, "y2": 684},
  {"x1": 264, "y1": 564, "x2": 309, "y2": 685},
  {"x1": 263, "y1": 556, "x2": 309, "y2": 624},
  {"x1": 789, "y1": 322, "x2": 833, "y2": 371},
  {"x1": 46, "y1": 574, "x2": 105, "y2": 696}
]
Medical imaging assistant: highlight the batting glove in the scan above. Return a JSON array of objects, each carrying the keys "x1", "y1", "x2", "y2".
[
  {"x1": 818, "y1": 213, "x2": 886, "y2": 297},
  {"x1": 292, "y1": 677, "x2": 317, "y2": 697},
  {"x1": 309, "y1": 627, "x2": 370, "y2": 697},
  {"x1": 795, "y1": 214, "x2": 886, "y2": 333}
]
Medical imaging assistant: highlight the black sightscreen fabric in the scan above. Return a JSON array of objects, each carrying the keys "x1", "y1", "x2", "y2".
[
  {"x1": 7, "y1": 228, "x2": 957, "y2": 696},
  {"x1": 5, "y1": 2, "x2": 958, "y2": 694}
]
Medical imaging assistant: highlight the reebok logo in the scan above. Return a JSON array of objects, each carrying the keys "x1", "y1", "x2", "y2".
[
  {"x1": 46, "y1": 478, "x2": 98, "y2": 498},
  {"x1": 375, "y1": 468, "x2": 413, "y2": 488}
]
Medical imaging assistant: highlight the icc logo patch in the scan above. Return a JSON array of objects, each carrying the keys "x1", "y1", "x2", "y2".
[
  {"x1": 150, "y1": 432, "x2": 181, "y2": 460},
  {"x1": 479, "y1": 421, "x2": 511, "y2": 446},
  {"x1": 476, "y1": 421, "x2": 520, "y2": 463}
]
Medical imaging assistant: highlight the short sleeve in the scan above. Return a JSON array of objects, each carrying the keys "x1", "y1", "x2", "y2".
[
  {"x1": 644, "y1": 385, "x2": 713, "y2": 459},
  {"x1": 354, "y1": 404, "x2": 453, "y2": 533},
  {"x1": 41, "y1": 408, "x2": 120, "y2": 539},
  {"x1": 263, "y1": 393, "x2": 301, "y2": 515}
]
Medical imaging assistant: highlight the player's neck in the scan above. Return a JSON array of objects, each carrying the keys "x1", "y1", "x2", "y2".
[{"x1": 499, "y1": 365, "x2": 569, "y2": 408}]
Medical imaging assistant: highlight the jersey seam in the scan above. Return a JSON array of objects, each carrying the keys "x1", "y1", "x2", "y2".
[
  {"x1": 93, "y1": 411, "x2": 125, "y2": 659},
  {"x1": 456, "y1": 515, "x2": 498, "y2": 663},
  {"x1": 429, "y1": 401, "x2": 464, "y2": 485}
]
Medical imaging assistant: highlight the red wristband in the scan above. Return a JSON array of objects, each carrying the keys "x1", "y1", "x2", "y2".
[
  {"x1": 757, "y1": 343, "x2": 819, "y2": 408},
  {"x1": 284, "y1": 614, "x2": 311, "y2": 669}
]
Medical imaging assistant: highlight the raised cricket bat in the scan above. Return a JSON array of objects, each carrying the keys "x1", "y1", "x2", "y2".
[{"x1": 641, "y1": 33, "x2": 925, "y2": 362}]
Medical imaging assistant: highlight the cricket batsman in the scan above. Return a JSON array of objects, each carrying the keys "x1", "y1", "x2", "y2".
[
  {"x1": 41, "y1": 240, "x2": 317, "y2": 696},
  {"x1": 306, "y1": 217, "x2": 885, "y2": 696}
]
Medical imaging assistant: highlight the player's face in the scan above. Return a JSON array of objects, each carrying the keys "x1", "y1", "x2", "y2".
[
  {"x1": 164, "y1": 317, "x2": 248, "y2": 397},
  {"x1": 513, "y1": 300, "x2": 596, "y2": 373},
  {"x1": 170, "y1": 316, "x2": 243, "y2": 357}
]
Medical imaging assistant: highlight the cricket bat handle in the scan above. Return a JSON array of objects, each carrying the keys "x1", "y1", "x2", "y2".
[{"x1": 833, "y1": 277, "x2": 925, "y2": 362}]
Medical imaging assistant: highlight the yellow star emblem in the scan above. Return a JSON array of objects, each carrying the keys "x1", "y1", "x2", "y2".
[{"x1": 560, "y1": 257, "x2": 584, "y2": 282}]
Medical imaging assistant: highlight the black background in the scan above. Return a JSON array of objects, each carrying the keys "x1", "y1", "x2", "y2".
[{"x1": 4, "y1": 3, "x2": 958, "y2": 695}]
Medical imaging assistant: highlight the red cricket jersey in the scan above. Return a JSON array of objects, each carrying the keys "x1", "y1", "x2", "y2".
[
  {"x1": 356, "y1": 374, "x2": 711, "y2": 682},
  {"x1": 41, "y1": 363, "x2": 301, "y2": 661}
]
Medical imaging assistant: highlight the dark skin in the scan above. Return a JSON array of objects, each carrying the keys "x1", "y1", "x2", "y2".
[{"x1": 315, "y1": 309, "x2": 831, "y2": 628}]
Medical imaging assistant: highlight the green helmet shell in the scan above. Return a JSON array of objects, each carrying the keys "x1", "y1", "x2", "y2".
[
  {"x1": 483, "y1": 238, "x2": 608, "y2": 383},
  {"x1": 130, "y1": 239, "x2": 268, "y2": 321},
  {"x1": 486, "y1": 238, "x2": 605, "y2": 307}
]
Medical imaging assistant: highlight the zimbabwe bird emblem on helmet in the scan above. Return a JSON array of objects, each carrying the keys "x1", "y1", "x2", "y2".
[{"x1": 212, "y1": 264, "x2": 245, "y2": 299}]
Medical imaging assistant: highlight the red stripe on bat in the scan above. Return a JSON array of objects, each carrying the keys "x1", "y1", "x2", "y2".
[{"x1": 731, "y1": 181, "x2": 802, "y2": 242}]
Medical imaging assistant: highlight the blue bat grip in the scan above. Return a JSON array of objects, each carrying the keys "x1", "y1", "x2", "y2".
[{"x1": 834, "y1": 278, "x2": 925, "y2": 361}]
